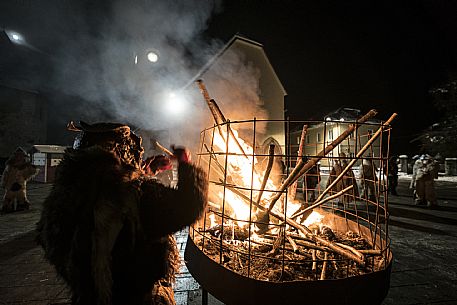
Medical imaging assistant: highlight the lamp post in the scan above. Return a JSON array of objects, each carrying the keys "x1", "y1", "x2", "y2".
[
  {"x1": 4, "y1": 30, "x2": 26, "y2": 45},
  {"x1": 3, "y1": 29, "x2": 46, "y2": 54}
]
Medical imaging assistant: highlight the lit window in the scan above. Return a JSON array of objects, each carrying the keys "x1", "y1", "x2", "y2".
[{"x1": 328, "y1": 129, "x2": 333, "y2": 140}]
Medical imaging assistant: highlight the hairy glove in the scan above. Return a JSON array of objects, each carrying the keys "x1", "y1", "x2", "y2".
[{"x1": 143, "y1": 155, "x2": 172, "y2": 176}]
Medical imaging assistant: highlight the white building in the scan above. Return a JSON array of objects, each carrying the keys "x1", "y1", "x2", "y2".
[{"x1": 189, "y1": 34, "x2": 287, "y2": 154}]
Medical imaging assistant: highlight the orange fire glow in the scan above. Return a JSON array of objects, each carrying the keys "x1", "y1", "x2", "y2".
[{"x1": 210, "y1": 128, "x2": 322, "y2": 231}]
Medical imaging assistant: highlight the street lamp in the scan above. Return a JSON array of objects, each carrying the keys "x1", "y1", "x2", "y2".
[
  {"x1": 146, "y1": 51, "x2": 159, "y2": 63},
  {"x1": 133, "y1": 49, "x2": 160, "y2": 65},
  {"x1": 165, "y1": 91, "x2": 186, "y2": 115},
  {"x1": 3, "y1": 29, "x2": 45, "y2": 54},
  {"x1": 4, "y1": 30, "x2": 25, "y2": 45}
]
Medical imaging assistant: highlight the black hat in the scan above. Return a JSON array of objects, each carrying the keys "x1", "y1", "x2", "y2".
[{"x1": 68, "y1": 121, "x2": 144, "y2": 169}]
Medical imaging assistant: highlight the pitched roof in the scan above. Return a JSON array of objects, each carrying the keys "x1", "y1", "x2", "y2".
[
  {"x1": 30, "y1": 145, "x2": 68, "y2": 154},
  {"x1": 324, "y1": 107, "x2": 381, "y2": 123},
  {"x1": 186, "y1": 34, "x2": 286, "y2": 95}
]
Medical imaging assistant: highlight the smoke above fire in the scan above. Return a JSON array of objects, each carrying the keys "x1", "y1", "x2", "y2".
[{"x1": 43, "y1": 0, "x2": 268, "y2": 148}]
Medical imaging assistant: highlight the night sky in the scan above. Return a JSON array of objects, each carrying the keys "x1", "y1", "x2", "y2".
[
  {"x1": 1, "y1": 0, "x2": 456, "y2": 155},
  {"x1": 204, "y1": 0, "x2": 457, "y2": 154}
]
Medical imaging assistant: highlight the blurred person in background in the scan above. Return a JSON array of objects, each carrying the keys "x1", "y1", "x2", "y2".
[
  {"x1": 359, "y1": 158, "x2": 377, "y2": 202},
  {"x1": 1, "y1": 147, "x2": 39, "y2": 213},
  {"x1": 410, "y1": 154, "x2": 439, "y2": 207},
  {"x1": 386, "y1": 156, "x2": 398, "y2": 196}
]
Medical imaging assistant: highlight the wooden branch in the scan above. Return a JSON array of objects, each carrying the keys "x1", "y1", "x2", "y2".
[
  {"x1": 196, "y1": 80, "x2": 225, "y2": 138},
  {"x1": 155, "y1": 141, "x2": 173, "y2": 156},
  {"x1": 201, "y1": 231, "x2": 310, "y2": 259},
  {"x1": 286, "y1": 234, "x2": 298, "y2": 253},
  {"x1": 288, "y1": 125, "x2": 308, "y2": 200},
  {"x1": 262, "y1": 109, "x2": 378, "y2": 218},
  {"x1": 320, "y1": 252, "x2": 328, "y2": 280},
  {"x1": 256, "y1": 144, "x2": 275, "y2": 206},
  {"x1": 213, "y1": 176, "x2": 366, "y2": 265},
  {"x1": 262, "y1": 158, "x2": 305, "y2": 215},
  {"x1": 312, "y1": 250, "x2": 317, "y2": 271},
  {"x1": 204, "y1": 143, "x2": 226, "y2": 174},
  {"x1": 196, "y1": 80, "x2": 249, "y2": 159},
  {"x1": 358, "y1": 249, "x2": 382, "y2": 256},
  {"x1": 290, "y1": 237, "x2": 327, "y2": 252},
  {"x1": 292, "y1": 113, "x2": 398, "y2": 218},
  {"x1": 213, "y1": 177, "x2": 366, "y2": 265},
  {"x1": 291, "y1": 185, "x2": 354, "y2": 220},
  {"x1": 335, "y1": 243, "x2": 364, "y2": 262},
  {"x1": 268, "y1": 209, "x2": 366, "y2": 266},
  {"x1": 270, "y1": 227, "x2": 285, "y2": 256}
]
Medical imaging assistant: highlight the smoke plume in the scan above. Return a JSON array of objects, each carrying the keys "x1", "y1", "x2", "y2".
[{"x1": 44, "y1": 0, "x2": 268, "y2": 149}]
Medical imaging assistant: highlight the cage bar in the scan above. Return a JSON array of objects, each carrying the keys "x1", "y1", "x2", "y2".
[{"x1": 186, "y1": 117, "x2": 394, "y2": 305}]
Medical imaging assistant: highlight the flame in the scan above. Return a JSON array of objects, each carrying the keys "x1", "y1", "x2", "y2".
[
  {"x1": 213, "y1": 129, "x2": 277, "y2": 227},
  {"x1": 219, "y1": 190, "x2": 251, "y2": 228},
  {"x1": 303, "y1": 211, "x2": 324, "y2": 227},
  {"x1": 209, "y1": 213, "x2": 217, "y2": 228},
  {"x1": 209, "y1": 126, "x2": 326, "y2": 238}
]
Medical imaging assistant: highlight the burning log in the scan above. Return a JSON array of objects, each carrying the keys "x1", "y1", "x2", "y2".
[
  {"x1": 312, "y1": 250, "x2": 317, "y2": 271},
  {"x1": 204, "y1": 144, "x2": 226, "y2": 174},
  {"x1": 256, "y1": 109, "x2": 378, "y2": 232},
  {"x1": 210, "y1": 170, "x2": 366, "y2": 265},
  {"x1": 256, "y1": 144, "x2": 276, "y2": 206},
  {"x1": 196, "y1": 219, "x2": 378, "y2": 283},
  {"x1": 196, "y1": 79, "x2": 249, "y2": 160},
  {"x1": 292, "y1": 185, "x2": 354, "y2": 222},
  {"x1": 286, "y1": 234, "x2": 298, "y2": 253},
  {"x1": 358, "y1": 249, "x2": 382, "y2": 256},
  {"x1": 270, "y1": 227, "x2": 285, "y2": 256},
  {"x1": 288, "y1": 124, "x2": 308, "y2": 201},
  {"x1": 268, "y1": 210, "x2": 366, "y2": 266},
  {"x1": 210, "y1": 167, "x2": 366, "y2": 265},
  {"x1": 291, "y1": 113, "x2": 398, "y2": 220},
  {"x1": 320, "y1": 252, "x2": 329, "y2": 280},
  {"x1": 155, "y1": 141, "x2": 173, "y2": 156},
  {"x1": 196, "y1": 80, "x2": 225, "y2": 138},
  {"x1": 336, "y1": 243, "x2": 365, "y2": 261}
]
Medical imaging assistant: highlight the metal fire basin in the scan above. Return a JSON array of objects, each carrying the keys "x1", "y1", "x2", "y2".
[{"x1": 185, "y1": 212, "x2": 393, "y2": 305}]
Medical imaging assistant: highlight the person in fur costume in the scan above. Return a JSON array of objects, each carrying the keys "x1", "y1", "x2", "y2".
[
  {"x1": 1, "y1": 147, "x2": 39, "y2": 213},
  {"x1": 36, "y1": 122, "x2": 208, "y2": 305}
]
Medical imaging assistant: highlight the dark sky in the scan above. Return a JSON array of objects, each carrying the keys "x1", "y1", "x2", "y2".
[
  {"x1": 205, "y1": 1, "x2": 457, "y2": 144},
  {"x1": 1, "y1": 0, "x2": 456, "y2": 154}
]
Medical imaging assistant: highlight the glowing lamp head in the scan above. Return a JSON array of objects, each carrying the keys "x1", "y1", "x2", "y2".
[
  {"x1": 147, "y1": 51, "x2": 159, "y2": 63},
  {"x1": 6, "y1": 30, "x2": 25, "y2": 45},
  {"x1": 165, "y1": 92, "x2": 186, "y2": 116}
]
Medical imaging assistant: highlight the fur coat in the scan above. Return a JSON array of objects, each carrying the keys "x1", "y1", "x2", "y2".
[
  {"x1": 36, "y1": 146, "x2": 208, "y2": 305},
  {"x1": 1, "y1": 156, "x2": 39, "y2": 211}
]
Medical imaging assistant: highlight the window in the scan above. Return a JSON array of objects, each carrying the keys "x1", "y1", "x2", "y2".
[
  {"x1": 297, "y1": 136, "x2": 300, "y2": 144},
  {"x1": 328, "y1": 129, "x2": 333, "y2": 140}
]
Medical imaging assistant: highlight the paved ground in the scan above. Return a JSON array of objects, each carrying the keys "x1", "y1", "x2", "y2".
[{"x1": 0, "y1": 177, "x2": 456, "y2": 305}]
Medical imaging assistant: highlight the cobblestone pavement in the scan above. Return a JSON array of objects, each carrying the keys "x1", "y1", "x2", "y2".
[{"x1": 1, "y1": 178, "x2": 456, "y2": 305}]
